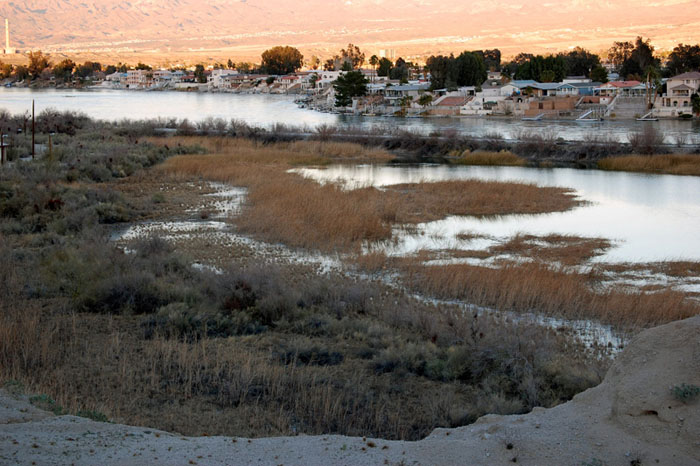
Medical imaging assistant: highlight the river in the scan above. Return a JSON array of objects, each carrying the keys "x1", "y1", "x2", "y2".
[{"x1": 1, "y1": 88, "x2": 699, "y2": 143}]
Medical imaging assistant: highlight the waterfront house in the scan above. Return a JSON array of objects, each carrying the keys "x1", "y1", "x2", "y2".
[
  {"x1": 384, "y1": 83, "x2": 430, "y2": 104},
  {"x1": 596, "y1": 81, "x2": 645, "y2": 97},
  {"x1": 655, "y1": 71, "x2": 700, "y2": 116},
  {"x1": 208, "y1": 69, "x2": 238, "y2": 89}
]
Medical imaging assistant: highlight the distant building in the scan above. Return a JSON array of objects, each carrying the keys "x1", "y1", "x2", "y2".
[
  {"x1": 4, "y1": 18, "x2": 16, "y2": 54},
  {"x1": 379, "y1": 49, "x2": 396, "y2": 60},
  {"x1": 655, "y1": 71, "x2": 700, "y2": 116}
]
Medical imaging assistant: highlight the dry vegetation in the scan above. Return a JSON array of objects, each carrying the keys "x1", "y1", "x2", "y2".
[
  {"x1": 394, "y1": 260, "x2": 698, "y2": 328},
  {"x1": 451, "y1": 150, "x2": 526, "y2": 166},
  {"x1": 598, "y1": 154, "x2": 700, "y2": 176},
  {"x1": 1, "y1": 117, "x2": 698, "y2": 445},
  {"x1": 159, "y1": 137, "x2": 581, "y2": 251},
  {"x1": 488, "y1": 234, "x2": 612, "y2": 266}
]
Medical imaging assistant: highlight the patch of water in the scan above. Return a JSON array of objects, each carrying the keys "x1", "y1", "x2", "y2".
[{"x1": 295, "y1": 164, "x2": 700, "y2": 264}]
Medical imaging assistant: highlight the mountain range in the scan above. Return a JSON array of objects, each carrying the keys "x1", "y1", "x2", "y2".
[{"x1": 2, "y1": 0, "x2": 700, "y2": 63}]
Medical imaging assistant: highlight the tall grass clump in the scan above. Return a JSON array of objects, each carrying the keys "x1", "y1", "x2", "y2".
[
  {"x1": 598, "y1": 154, "x2": 700, "y2": 176},
  {"x1": 398, "y1": 260, "x2": 698, "y2": 328},
  {"x1": 452, "y1": 150, "x2": 526, "y2": 166}
]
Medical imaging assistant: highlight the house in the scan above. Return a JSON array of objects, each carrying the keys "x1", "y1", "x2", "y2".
[
  {"x1": 384, "y1": 83, "x2": 430, "y2": 103},
  {"x1": 208, "y1": 69, "x2": 238, "y2": 89},
  {"x1": 431, "y1": 95, "x2": 471, "y2": 115},
  {"x1": 461, "y1": 79, "x2": 520, "y2": 115},
  {"x1": 596, "y1": 81, "x2": 645, "y2": 97},
  {"x1": 523, "y1": 96, "x2": 577, "y2": 118},
  {"x1": 126, "y1": 70, "x2": 154, "y2": 89},
  {"x1": 655, "y1": 71, "x2": 700, "y2": 116}
]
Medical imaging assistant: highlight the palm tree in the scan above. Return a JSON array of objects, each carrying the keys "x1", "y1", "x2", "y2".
[
  {"x1": 644, "y1": 65, "x2": 661, "y2": 110},
  {"x1": 369, "y1": 55, "x2": 379, "y2": 83}
]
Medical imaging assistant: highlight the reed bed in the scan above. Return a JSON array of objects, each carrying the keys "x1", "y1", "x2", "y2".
[
  {"x1": 598, "y1": 154, "x2": 700, "y2": 176},
  {"x1": 489, "y1": 234, "x2": 611, "y2": 266},
  {"x1": 160, "y1": 139, "x2": 582, "y2": 251},
  {"x1": 451, "y1": 150, "x2": 526, "y2": 167},
  {"x1": 397, "y1": 260, "x2": 698, "y2": 328}
]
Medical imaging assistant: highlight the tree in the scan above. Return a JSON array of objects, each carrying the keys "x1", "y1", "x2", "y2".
[
  {"x1": 474, "y1": 49, "x2": 501, "y2": 71},
  {"x1": 377, "y1": 57, "x2": 392, "y2": 77},
  {"x1": 426, "y1": 55, "x2": 451, "y2": 89},
  {"x1": 666, "y1": 43, "x2": 700, "y2": 76},
  {"x1": 339, "y1": 43, "x2": 365, "y2": 69},
  {"x1": 261, "y1": 46, "x2": 303, "y2": 75},
  {"x1": 135, "y1": 62, "x2": 152, "y2": 70},
  {"x1": 608, "y1": 41, "x2": 634, "y2": 72},
  {"x1": 389, "y1": 57, "x2": 408, "y2": 81},
  {"x1": 333, "y1": 70, "x2": 368, "y2": 107},
  {"x1": 369, "y1": 55, "x2": 379, "y2": 70},
  {"x1": 227, "y1": 59, "x2": 235, "y2": 69},
  {"x1": 369, "y1": 55, "x2": 379, "y2": 82},
  {"x1": 323, "y1": 59, "x2": 335, "y2": 71},
  {"x1": 0, "y1": 61, "x2": 12, "y2": 79},
  {"x1": 13, "y1": 65, "x2": 29, "y2": 81},
  {"x1": 418, "y1": 93, "x2": 433, "y2": 108},
  {"x1": 194, "y1": 64, "x2": 206, "y2": 83},
  {"x1": 308, "y1": 55, "x2": 320, "y2": 70},
  {"x1": 620, "y1": 37, "x2": 658, "y2": 79},
  {"x1": 28, "y1": 51, "x2": 51, "y2": 79},
  {"x1": 453, "y1": 51, "x2": 487, "y2": 86},
  {"x1": 540, "y1": 69, "x2": 555, "y2": 83},
  {"x1": 563, "y1": 47, "x2": 601, "y2": 77},
  {"x1": 691, "y1": 93, "x2": 700, "y2": 116},
  {"x1": 590, "y1": 65, "x2": 609, "y2": 83},
  {"x1": 644, "y1": 66, "x2": 662, "y2": 109},
  {"x1": 53, "y1": 59, "x2": 75, "y2": 81},
  {"x1": 75, "y1": 61, "x2": 100, "y2": 79},
  {"x1": 237, "y1": 62, "x2": 253, "y2": 73}
]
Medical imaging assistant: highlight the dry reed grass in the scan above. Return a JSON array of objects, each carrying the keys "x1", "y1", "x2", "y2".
[
  {"x1": 159, "y1": 140, "x2": 581, "y2": 251},
  {"x1": 452, "y1": 150, "x2": 526, "y2": 167},
  {"x1": 490, "y1": 234, "x2": 611, "y2": 266},
  {"x1": 397, "y1": 260, "x2": 698, "y2": 328},
  {"x1": 598, "y1": 154, "x2": 700, "y2": 176}
]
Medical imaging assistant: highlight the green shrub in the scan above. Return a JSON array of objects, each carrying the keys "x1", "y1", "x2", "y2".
[{"x1": 672, "y1": 383, "x2": 700, "y2": 403}]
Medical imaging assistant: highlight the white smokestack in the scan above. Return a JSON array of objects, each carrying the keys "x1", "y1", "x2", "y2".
[{"x1": 4, "y1": 19, "x2": 9, "y2": 54}]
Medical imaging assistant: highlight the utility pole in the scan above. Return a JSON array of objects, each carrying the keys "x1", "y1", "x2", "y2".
[
  {"x1": 0, "y1": 134, "x2": 6, "y2": 165},
  {"x1": 31, "y1": 100, "x2": 35, "y2": 160}
]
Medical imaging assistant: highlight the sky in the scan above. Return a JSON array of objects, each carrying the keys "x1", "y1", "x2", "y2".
[{"x1": 1, "y1": 0, "x2": 699, "y2": 63}]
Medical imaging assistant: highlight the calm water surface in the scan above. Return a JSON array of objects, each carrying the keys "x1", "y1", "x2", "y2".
[
  {"x1": 1, "y1": 88, "x2": 699, "y2": 143},
  {"x1": 295, "y1": 165, "x2": 700, "y2": 263}
]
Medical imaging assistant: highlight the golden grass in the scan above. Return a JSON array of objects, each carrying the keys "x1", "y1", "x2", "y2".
[
  {"x1": 600, "y1": 261, "x2": 700, "y2": 279},
  {"x1": 386, "y1": 181, "x2": 580, "y2": 221},
  {"x1": 598, "y1": 154, "x2": 700, "y2": 176},
  {"x1": 159, "y1": 139, "x2": 581, "y2": 251},
  {"x1": 490, "y1": 234, "x2": 612, "y2": 266},
  {"x1": 149, "y1": 137, "x2": 395, "y2": 166},
  {"x1": 452, "y1": 150, "x2": 526, "y2": 167},
  {"x1": 397, "y1": 260, "x2": 699, "y2": 328}
]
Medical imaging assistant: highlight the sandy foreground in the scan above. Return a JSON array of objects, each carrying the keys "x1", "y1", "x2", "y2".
[{"x1": 1, "y1": 316, "x2": 698, "y2": 466}]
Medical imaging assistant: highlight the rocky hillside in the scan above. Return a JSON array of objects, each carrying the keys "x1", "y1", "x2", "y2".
[
  {"x1": 1, "y1": 316, "x2": 698, "y2": 465},
  {"x1": 1, "y1": 0, "x2": 698, "y2": 58}
]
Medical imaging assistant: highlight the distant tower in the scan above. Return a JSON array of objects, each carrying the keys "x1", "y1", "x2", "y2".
[{"x1": 4, "y1": 18, "x2": 10, "y2": 54}]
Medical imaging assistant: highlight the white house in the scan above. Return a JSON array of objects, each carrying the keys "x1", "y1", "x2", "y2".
[
  {"x1": 208, "y1": 69, "x2": 239, "y2": 89},
  {"x1": 655, "y1": 71, "x2": 700, "y2": 117}
]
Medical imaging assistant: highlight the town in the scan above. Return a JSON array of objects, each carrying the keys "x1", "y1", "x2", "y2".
[{"x1": 3, "y1": 33, "x2": 699, "y2": 121}]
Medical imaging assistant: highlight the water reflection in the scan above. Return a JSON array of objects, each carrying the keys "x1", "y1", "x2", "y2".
[{"x1": 295, "y1": 165, "x2": 700, "y2": 263}]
